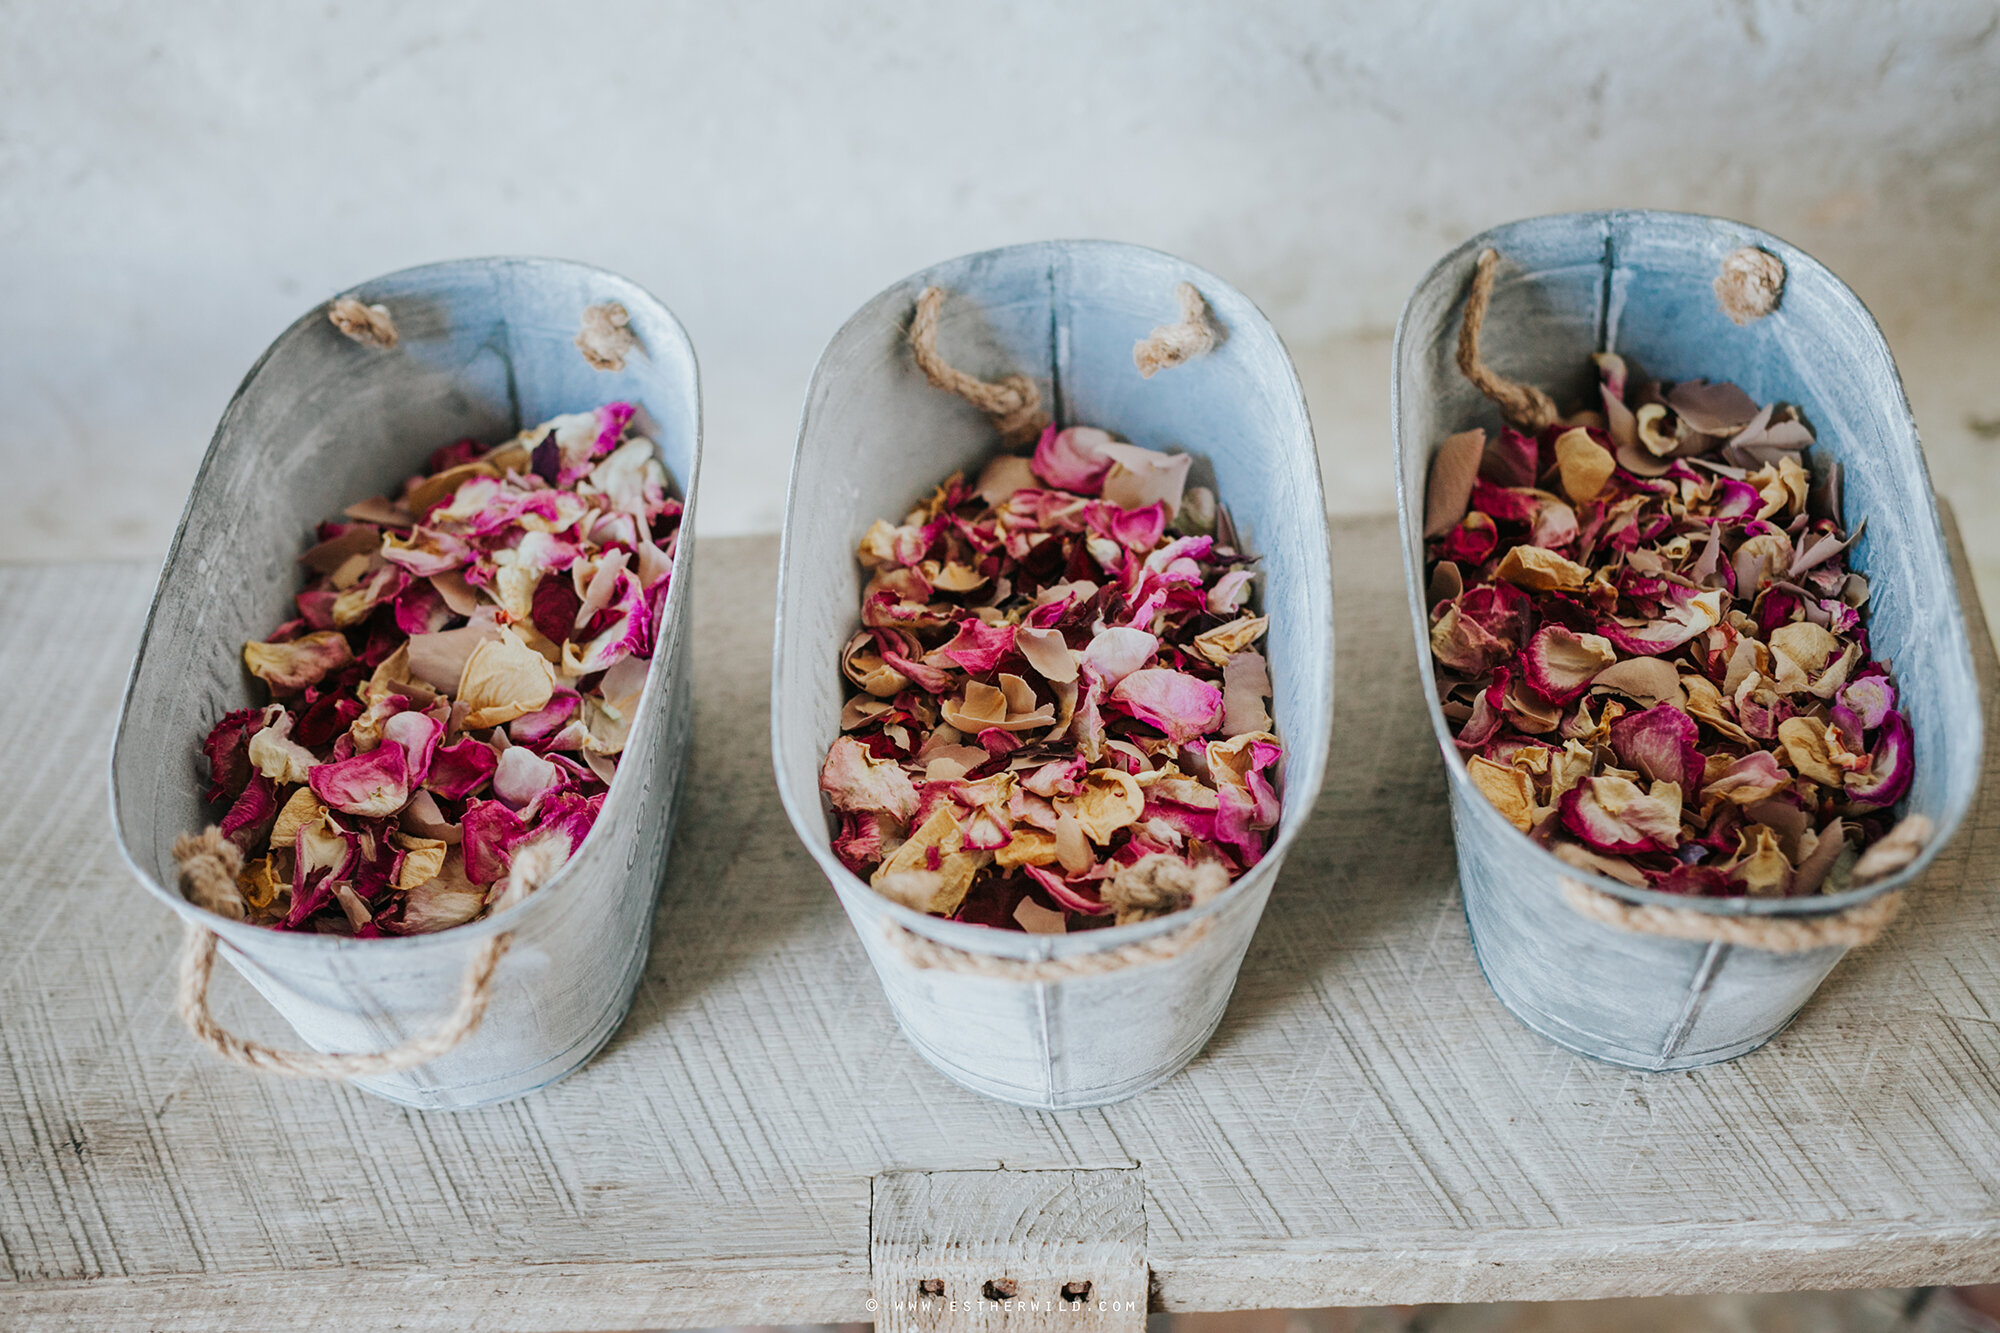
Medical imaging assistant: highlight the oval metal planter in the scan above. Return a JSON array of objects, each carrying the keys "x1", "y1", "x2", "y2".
[
  {"x1": 772, "y1": 240, "x2": 1333, "y2": 1110},
  {"x1": 110, "y1": 257, "x2": 702, "y2": 1109},
  {"x1": 1393, "y1": 211, "x2": 1983, "y2": 1071}
]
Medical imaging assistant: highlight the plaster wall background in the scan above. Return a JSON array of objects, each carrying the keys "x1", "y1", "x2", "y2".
[{"x1": 4, "y1": 0, "x2": 1997, "y2": 600}]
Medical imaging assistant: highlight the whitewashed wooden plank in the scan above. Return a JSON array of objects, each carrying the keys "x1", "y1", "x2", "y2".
[
  {"x1": 872, "y1": 1170, "x2": 1147, "y2": 1333},
  {"x1": 0, "y1": 514, "x2": 1997, "y2": 1332}
]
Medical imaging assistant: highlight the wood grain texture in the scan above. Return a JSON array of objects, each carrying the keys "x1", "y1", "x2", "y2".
[
  {"x1": 872, "y1": 1170, "x2": 1146, "y2": 1333},
  {"x1": 2, "y1": 515, "x2": 1998, "y2": 1331}
]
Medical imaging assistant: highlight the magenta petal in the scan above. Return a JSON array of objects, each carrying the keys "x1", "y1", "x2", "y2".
[
  {"x1": 510, "y1": 689, "x2": 582, "y2": 745},
  {"x1": 218, "y1": 772, "x2": 279, "y2": 850},
  {"x1": 202, "y1": 707, "x2": 264, "y2": 804},
  {"x1": 1480, "y1": 428, "x2": 1540, "y2": 488},
  {"x1": 461, "y1": 799, "x2": 529, "y2": 884},
  {"x1": 1707, "y1": 477, "x2": 1762, "y2": 521},
  {"x1": 428, "y1": 738, "x2": 499, "y2": 799},
  {"x1": 536, "y1": 787, "x2": 603, "y2": 852},
  {"x1": 309, "y1": 742, "x2": 412, "y2": 818},
  {"x1": 569, "y1": 572, "x2": 654, "y2": 673},
  {"x1": 938, "y1": 618, "x2": 1017, "y2": 673},
  {"x1": 594, "y1": 401, "x2": 636, "y2": 456},
  {"x1": 1213, "y1": 784, "x2": 1267, "y2": 867},
  {"x1": 380, "y1": 710, "x2": 444, "y2": 785},
  {"x1": 1024, "y1": 863, "x2": 1112, "y2": 914},
  {"x1": 1846, "y1": 711, "x2": 1914, "y2": 811},
  {"x1": 1522, "y1": 625, "x2": 1611, "y2": 705},
  {"x1": 1609, "y1": 703, "x2": 1702, "y2": 790},
  {"x1": 1838, "y1": 675, "x2": 1897, "y2": 731},
  {"x1": 1030, "y1": 425, "x2": 1114, "y2": 494},
  {"x1": 1090, "y1": 501, "x2": 1168, "y2": 551},
  {"x1": 1559, "y1": 776, "x2": 1679, "y2": 855},
  {"x1": 1143, "y1": 794, "x2": 1218, "y2": 843},
  {"x1": 1108, "y1": 668, "x2": 1224, "y2": 746},
  {"x1": 393, "y1": 579, "x2": 452, "y2": 636}
]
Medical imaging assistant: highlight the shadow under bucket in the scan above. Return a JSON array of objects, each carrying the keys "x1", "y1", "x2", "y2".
[
  {"x1": 1394, "y1": 211, "x2": 1983, "y2": 1071},
  {"x1": 772, "y1": 241, "x2": 1333, "y2": 1110},
  {"x1": 110, "y1": 257, "x2": 702, "y2": 1109}
]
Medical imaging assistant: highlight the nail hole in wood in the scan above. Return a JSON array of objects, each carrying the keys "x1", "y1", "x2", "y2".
[
  {"x1": 1062, "y1": 1281, "x2": 1093, "y2": 1303},
  {"x1": 919, "y1": 1279, "x2": 944, "y2": 1298},
  {"x1": 983, "y1": 1278, "x2": 1018, "y2": 1301}
]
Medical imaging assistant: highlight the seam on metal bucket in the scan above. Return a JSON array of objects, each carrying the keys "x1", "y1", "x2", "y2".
[{"x1": 1657, "y1": 941, "x2": 1730, "y2": 1065}]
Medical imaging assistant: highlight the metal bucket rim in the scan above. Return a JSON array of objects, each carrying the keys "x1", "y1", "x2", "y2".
[
  {"x1": 109, "y1": 254, "x2": 704, "y2": 956},
  {"x1": 772, "y1": 237, "x2": 1332, "y2": 963},
  {"x1": 1390, "y1": 208, "x2": 1983, "y2": 920}
]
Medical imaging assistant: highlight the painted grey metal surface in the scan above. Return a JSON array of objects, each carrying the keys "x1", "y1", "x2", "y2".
[
  {"x1": 109, "y1": 257, "x2": 702, "y2": 1109},
  {"x1": 772, "y1": 241, "x2": 1333, "y2": 1110},
  {"x1": 1393, "y1": 211, "x2": 1984, "y2": 1070}
]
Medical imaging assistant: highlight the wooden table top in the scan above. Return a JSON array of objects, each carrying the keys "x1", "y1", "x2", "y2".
[{"x1": 3, "y1": 515, "x2": 1996, "y2": 1332}]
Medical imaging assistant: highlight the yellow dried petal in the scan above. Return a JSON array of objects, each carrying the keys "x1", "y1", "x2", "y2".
[
  {"x1": 1777, "y1": 715, "x2": 1844, "y2": 787},
  {"x1": 392, "y1": 834, "x2": 449, "y2": 891},
  {"x1": 994, "y1": 827, "x2": 1061, "y2": 869},
  {"x1": 1190, "y1": 615, "x2": 1269, "y2": 668},
  {"x1": 404, "y1": 460, "x2": 499, "y2": 516},
  {"x1": 459, "y1": 629, "x2": 556, "y2": 729},
  {"x1": 1553, "y1": 428, "x2": 1616, "y2": 505},
  {"x1": 1063, "y1": 768, "x2": 1145, "y2": 844},
  {"x1": 1494, "y1": 545, "x2": 1590, "y2": 593},
  {"x1": 239, "y1": 856, "x2": 286, "y2": 912},
  {"x1": 270, "y1": 788, "x2": 325, "y2": 851},
  {"x1": 930, "y1": 561, "x2": 988, "y2": 593},
  {"x1": 871, "y1": 806, "x2": 987, "y2": 914},
  {"x1": 1467, "y1": 755, "x2": 1535, "y2": 832},
  {"x1": 247, "y1": 723, "x2": 317, "y2": 785},
  {"x1": 1733, "y1": 825, "x2": 1793, "y2": 898}
]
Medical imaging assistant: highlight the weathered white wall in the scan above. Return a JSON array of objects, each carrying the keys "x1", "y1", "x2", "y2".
[{"x1": 4, "y1": 1, "x2": 1998, "y2": 589}]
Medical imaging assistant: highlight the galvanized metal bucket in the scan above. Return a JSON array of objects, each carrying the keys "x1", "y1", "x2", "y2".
[
  {"x1": 111, "y1": 257, "x2": 702, "y2": 1109},
  {"x1": 1393, "y1": 211, "x2": 1983, "y2": 1070},
  {"x1": 772, "y1": 240, "x2": 1333, "y2": 1110}
]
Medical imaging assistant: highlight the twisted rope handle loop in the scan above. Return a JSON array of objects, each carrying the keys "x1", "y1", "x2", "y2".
[
  {"x1": 885, "y1": 915, "x2": 1212, "y2": 981},
  {"x1": 1560, "y1": 880, "x2": 1902, "y2": 954},
  {"x1": 908, "y1": 286, "x2": 1050, "y2": 447},
  {"x1": 171, "y1": 829, "x2": 509, "y2": 1079},
  {"x1": 177, "y1": 922, "x2": 511, "y2": 1079},
  {"x1": 1457, "y1": 248, "x2": 1560, "y2": 431}
]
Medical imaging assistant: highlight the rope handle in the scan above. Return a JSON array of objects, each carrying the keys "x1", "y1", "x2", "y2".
[
  {"x1": 177, "y1": 921, "x2": 511, "y2": 1079},
  {"x1": 1457, "y1": 248, "x2": 1560, "y2": 431},
  {"x1": 908, "y1": 287, "x2": 1051, "y2": 447},
  {"x1": 884, "y1": 915, "x2": 1211, "y2": 981},
  {"x1": 1560, "y1": 880, "x2": 1900, "y2": 953},
  {"x1": 170, "y1": 827, "x2": 508, "y2": 1079}
]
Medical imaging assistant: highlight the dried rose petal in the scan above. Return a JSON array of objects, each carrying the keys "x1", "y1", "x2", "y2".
[
  {"x1": 1108, "y1": 669, "x2": 1224, "y2": 746},
  {"x1": 1560, "y1": 775, "x2": 1683, "y2": 855},
  {"x1": 825, "y1": 425, "x2": 1281, "y2": 929},
  {"x1": 1609, "y1": 703, "x2": 1703, "y2": 791},
  {"x1": 1424, "y1": 352, "x2": 1915, "y2": 897},
  {"x1": 190, "y1": 404, "x2": 673, "y2": 934},
  {"x1": 1522, "y1": 626, "x2": 1616, "y2": 705},
  {"x1": 243, "y1": 631, "x2": 354, "y2": 695},
  {"x1": 1032, "y1": 425, "x2": 1115, "y2": 494}
]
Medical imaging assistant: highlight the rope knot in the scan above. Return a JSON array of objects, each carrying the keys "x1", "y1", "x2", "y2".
[
  {"x1": 1715, "y1": 246, "x2": 1786, "y2": 325},
  {"x1": 577, "y1": 302, "x2": 639, "y2": 371},
  {"x1": 328, "y1": 296, "x2": 399, "y2": 350},
  {"x1": 1133, "y1": 282, "x2": 1221, "y2": 378},
  {"x1": 172, "y1": 827, "x2": 246, "y2": 921}
]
